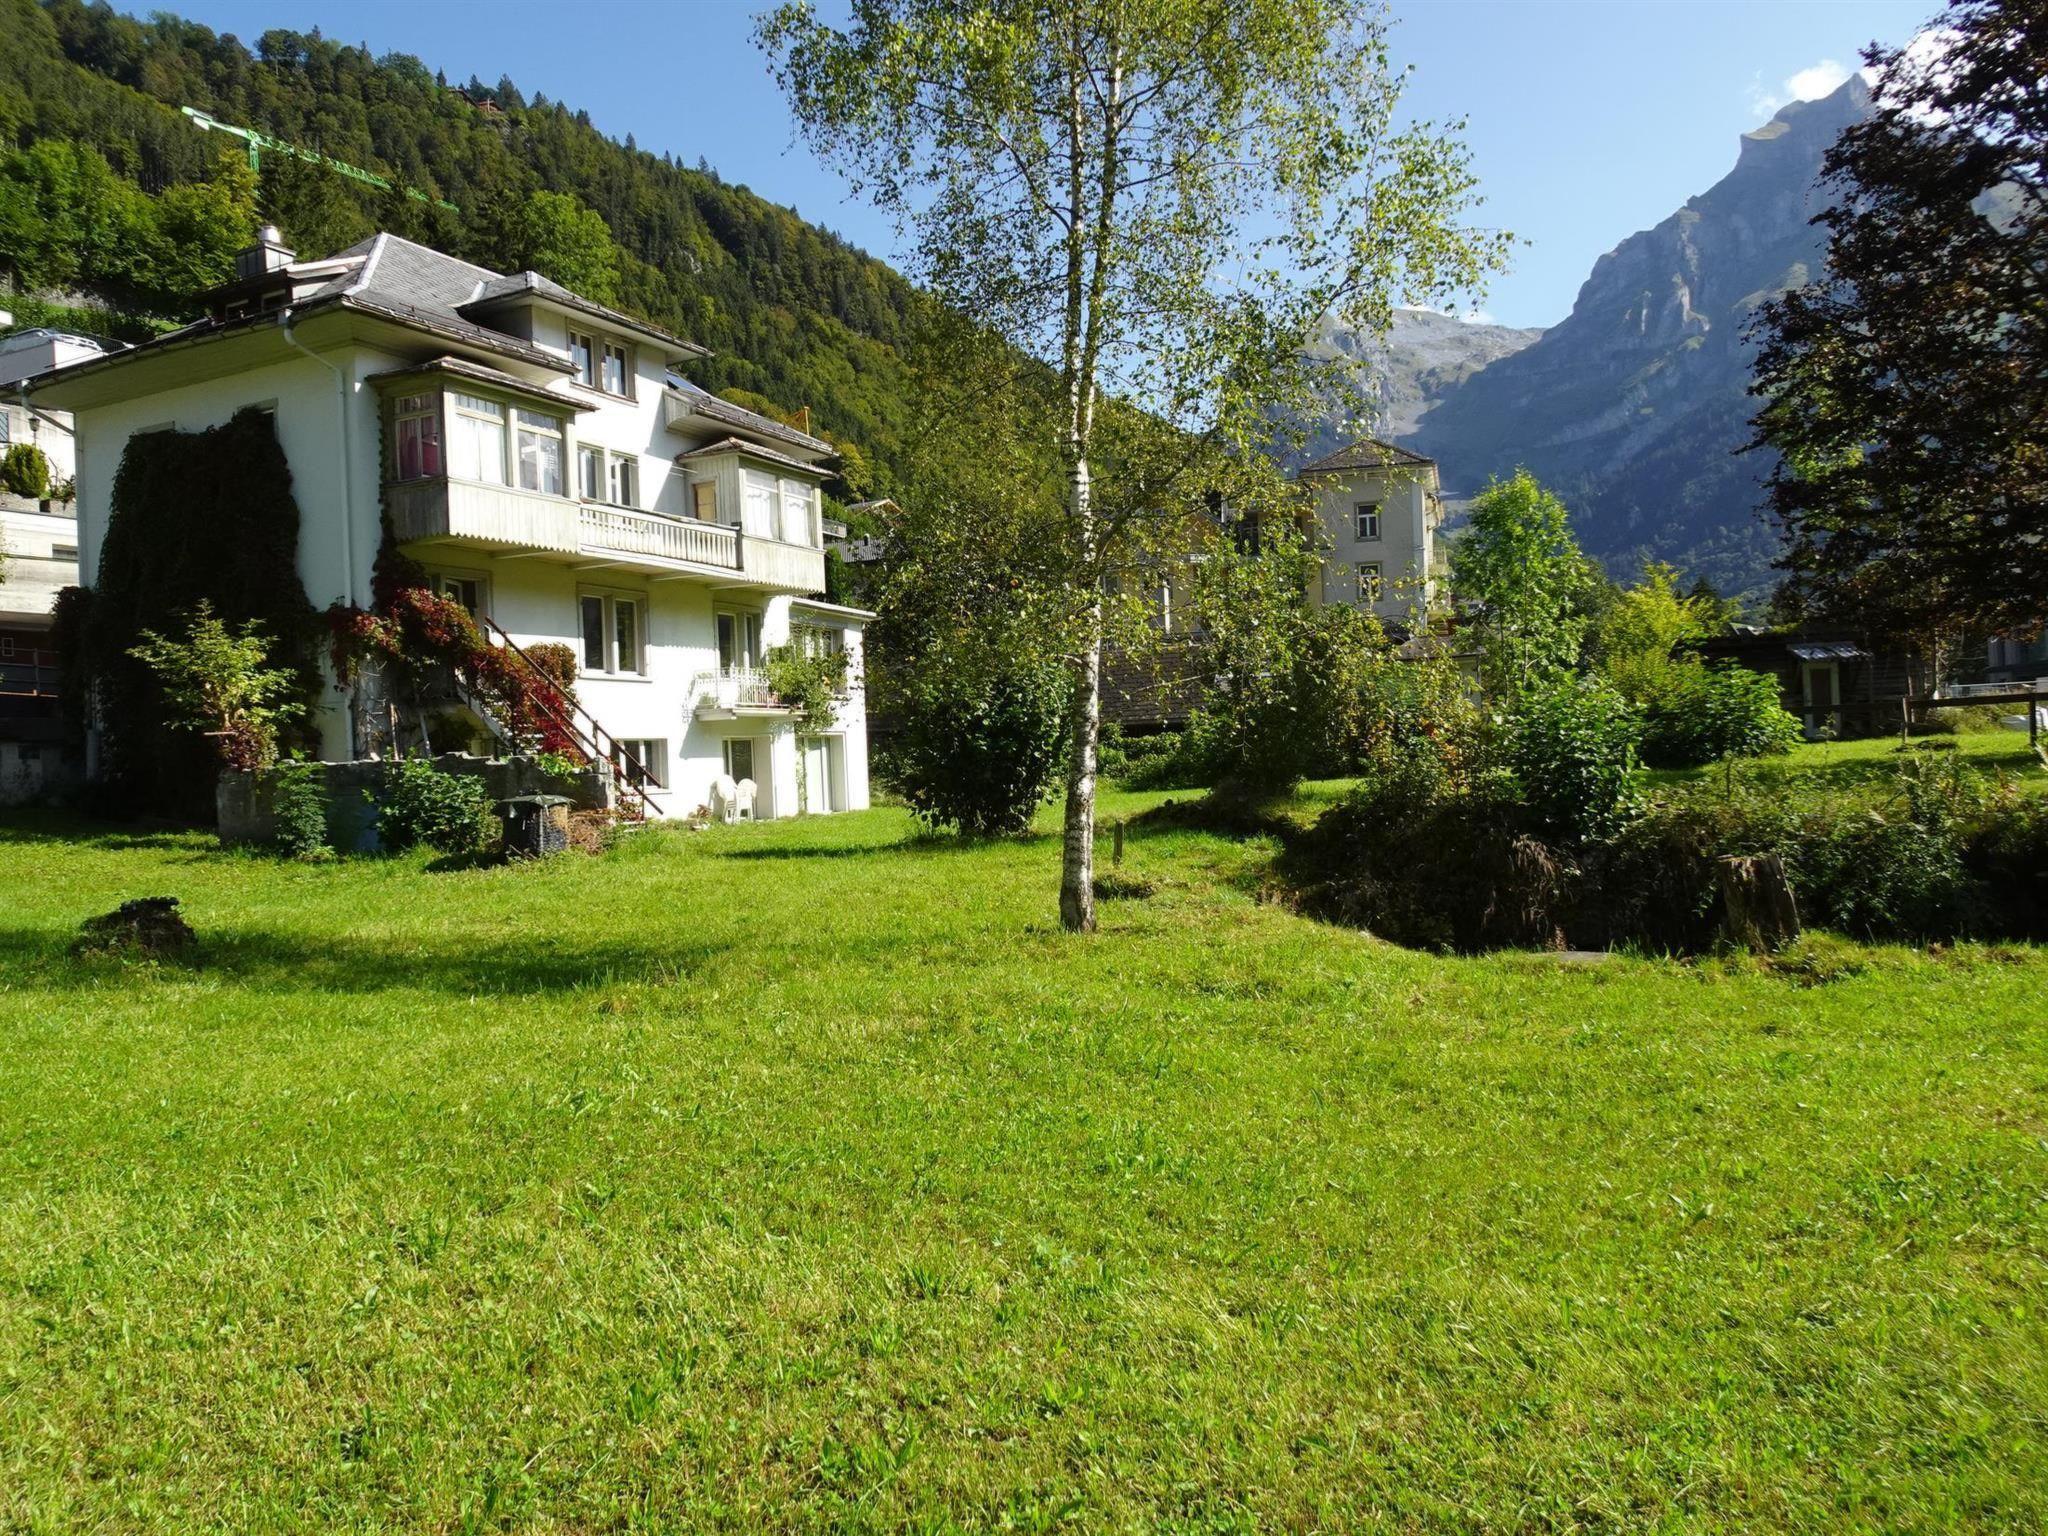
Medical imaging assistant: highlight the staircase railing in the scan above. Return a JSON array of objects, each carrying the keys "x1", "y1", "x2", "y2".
[{"x1": 472, "y1": 614, "x2": 665, "y2": 820}]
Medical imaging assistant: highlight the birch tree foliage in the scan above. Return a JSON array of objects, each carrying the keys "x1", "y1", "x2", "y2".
[{"x1": 759, "y1": 0, "x2": 1510, "y2": 929}]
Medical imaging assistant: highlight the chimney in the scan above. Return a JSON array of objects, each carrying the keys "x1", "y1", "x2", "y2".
[
  {"x1": 234, "y1": 224, "x2": 296, "y2": 282},
  {"x1": 796, "y1": 405, "x2": 811, "y2": 435}
]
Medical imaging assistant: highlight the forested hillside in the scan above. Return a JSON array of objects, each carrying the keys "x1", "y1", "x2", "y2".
[{"x1": 0, "y1": 0, "x2": 917, "y2": 491}]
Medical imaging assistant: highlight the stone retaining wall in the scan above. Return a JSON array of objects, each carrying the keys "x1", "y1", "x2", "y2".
[{"x1": 217, "y1": 753, "x2": 613, "y2": 847}]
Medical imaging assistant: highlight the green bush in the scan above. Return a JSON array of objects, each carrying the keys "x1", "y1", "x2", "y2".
[
  {"x1": 891, "y1": 663, "x2": 1070, "y2": 836},
  {"x1": 1640, "y1": 665, "x2": 1801, "y2": 767},
  {"x1": 268, "y1": 763, "x2": 330, "y2": 859},
  {"x1": 0, "y1": 444, "x2": 50, "y2": 500},
  {"x1": 378, "y1": 761, "x2": 499, "y2": 856},
  {"x1": 1506, "y1": 675, "x2": 1644, "y2": 843}
]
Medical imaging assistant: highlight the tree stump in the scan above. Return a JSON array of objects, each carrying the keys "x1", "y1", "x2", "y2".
[{"x1": 1717, "y1": 854, "x2": 1800, "y2": 953}]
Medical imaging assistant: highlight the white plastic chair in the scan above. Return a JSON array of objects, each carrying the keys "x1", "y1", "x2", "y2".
[
  {"x1": 711, "y1": 773, "x2": 738, "y2": 825},
  {"x1": 735, "y1": 778, "x2": 757, "y2": 821}
]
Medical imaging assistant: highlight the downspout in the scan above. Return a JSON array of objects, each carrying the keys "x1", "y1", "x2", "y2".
[{"x1": 277, "y1": 308, "x2": 360, "y2": 752}]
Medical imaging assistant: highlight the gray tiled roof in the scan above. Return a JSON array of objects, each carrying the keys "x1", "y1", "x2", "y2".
[
  {"x1": 364, "y1": 354, "x2": 597, "y2": 409},
  {"x1": 673, "y1": 434, "x2": 832, "y2": 477},
  {"x1": 1298, "y1": 437, "x2": 1436, "y2": 474},
  {"x1": 462, "y1": 269, "x2": 708, "y2": 359},
  {"x1": 668, "y1": 380, "x2": 834, "y2": 456}
]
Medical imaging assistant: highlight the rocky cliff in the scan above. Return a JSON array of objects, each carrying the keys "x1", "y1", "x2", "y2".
[{"x1": 1396, "y1": 76, "x2": 1873, "y2": 600}]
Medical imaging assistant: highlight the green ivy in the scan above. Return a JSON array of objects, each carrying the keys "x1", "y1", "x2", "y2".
[{"x1": 67, "y1": 407, "x2": 321, "y2": 815}]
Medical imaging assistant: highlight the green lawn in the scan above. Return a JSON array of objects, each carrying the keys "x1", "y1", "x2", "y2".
[
  {"x1": 1, "y1": 789, "x2": 2044, "y2": 1532},
  {"x1": 1644, "y1": 727, "x2": 2048, "y2": 799}
]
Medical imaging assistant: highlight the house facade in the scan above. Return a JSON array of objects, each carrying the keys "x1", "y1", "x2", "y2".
[
  {"x1": 1298, "y1": 438, "x2": 1443, "y2": 631},
  {"x1": 28, "y1": 228, "x2": 870, "y2": 818}
]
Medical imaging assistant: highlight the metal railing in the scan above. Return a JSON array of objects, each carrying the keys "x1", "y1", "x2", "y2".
[
  {"x1": 579, "y1": 502, "x2": 740, "y2": 569},
  {"x1": 688, "y1": 667, "x2": 782, "y2": 713},
  {"x1": 473, "y1": 614, "x2": 666, "y2": 819},
  {"x1": 0, "y1": 649, "x2": 60, "y2": 699}
]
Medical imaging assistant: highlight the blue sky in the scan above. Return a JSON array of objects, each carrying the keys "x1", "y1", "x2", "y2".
[{"x1": 133, "y1": 0, "x2": 1935, "y2": 329}]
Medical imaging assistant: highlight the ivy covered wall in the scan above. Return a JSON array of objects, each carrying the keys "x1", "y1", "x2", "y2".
[{"x1": 61, "y1": 406, "x2": 320, "y2": 814}]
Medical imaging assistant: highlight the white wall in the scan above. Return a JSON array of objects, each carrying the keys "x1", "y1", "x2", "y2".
[
  {"x1": 69, "y1": 340, "x2": 404, "y2": 757},
  {"x1": 62, "y1": 306, "x2": 869, "y2": 816},
  {"x1": 1305, "y1": 466, "x2": 1435, "y2": 625}
]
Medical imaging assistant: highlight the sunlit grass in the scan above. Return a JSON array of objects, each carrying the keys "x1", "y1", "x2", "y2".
[{"x1": 0, "y1": 790, "x2": 2042, "y2": 1530}]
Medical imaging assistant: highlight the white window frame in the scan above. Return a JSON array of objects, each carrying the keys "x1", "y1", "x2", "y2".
[
  {"x1": 578, "y1": 589, "x2": 647, "y2": 676},
  {"x1": 715, "y1": 607, "x2": 764, "y2": 674},
  {"x1": 391, "y1": 392, "x2": 442, "y2": 481},
  {"x1": 514, "y1": 406, "x2": 565, "y2": 496},
  {"x1": 614, "y1": 737, "x2": 667, "y2": 789},
  {"x1": 448, "y1": 392, "x2": 508, "y2": 486},
  {"x1": 1359, "y1": 562, "x2": 1383, "y2": 603},
  {"x1": 722, "y1": 736, "x2": 759, "y2": 785},
  {"x1": 600, "y1": 339, "x2": 634, "y2": 400},
  {"x1": 607, "y1": 452, "x2": 638, "y2": 509},
  {"x1": 578, "y1": 443, "x2": 603, "y2": 501},
  {"x1": 568, "y1": 330, "x2": 597, "y2": 389},
  {"x1": 428, "y1": 569, "x2": 489, "y2": 618},
  {"x1": 1355, "y1": 503, "x2": 1381, "y2": 541}
]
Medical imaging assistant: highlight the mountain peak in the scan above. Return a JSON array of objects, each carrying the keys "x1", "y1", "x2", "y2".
[{"x1": 1739, "y1": 72, "x2": 1872, "y2": 162}]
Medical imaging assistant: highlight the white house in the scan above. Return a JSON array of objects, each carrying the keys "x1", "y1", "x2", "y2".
[
  {"x1": 1297, "y1": 438, "x2": 1443, "y2": 630},
  {"x1": 27, "y1": 228, "x2": 871, "y2": 819}
]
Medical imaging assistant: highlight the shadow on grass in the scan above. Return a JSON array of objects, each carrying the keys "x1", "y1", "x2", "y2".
[
  {"x1": 709, "y1": 830, "x2": 1053, "y2": 861},
  {"x1": 0, "y1": 925, "x2": 734, "y2": 996}
]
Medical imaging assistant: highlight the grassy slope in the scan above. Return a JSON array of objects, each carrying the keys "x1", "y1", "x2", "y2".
[{"x1": 0, "y1": 787, "x2": 2043, "y2": 1532}]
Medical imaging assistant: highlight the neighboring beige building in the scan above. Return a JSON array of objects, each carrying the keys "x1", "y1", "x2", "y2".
[{"x1": 1297, "y1": 438, "x2": 1443, "y2": 631}]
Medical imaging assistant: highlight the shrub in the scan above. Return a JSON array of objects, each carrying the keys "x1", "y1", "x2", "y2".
[
  {"x1": 127, "y1": 601, "x2": 306, "y2": 771},
  {"x1": 891, "y1": 662, "x2": 1070, "y2": 836},
  {"x1": 1505, "y1": 675, "x2": 1644, "y2": 843},
  {"x1": 0, "y1": 443, "x2": 51, "y2": 499},
  {"x1": 524, "y1": 643, "x2": 580, "y2": 697},
  {"x1": 268, "y1": 763, "x2": 330, "y2": 858},
  {"x1": 378, "y1": 760, "x2": 499, "y2": 856},
  {"x1": 1282, "y1": 748, "x2": 1568, "y2": 953},
  {"x1": 1640, "y1": 665, "x2": 1801, "y2": 767}
]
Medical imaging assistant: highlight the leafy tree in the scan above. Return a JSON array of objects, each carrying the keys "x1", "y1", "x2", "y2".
[
  {"x1": 1591, "y1": 561, "x2": 1723, "y2": 705},
  {"x1": 1505, "y1": 674, "x2": 1643, "y2": 844},
  {"x1": 1185, "y1": 521, "x2": 1416, "y2": 792},
  {"x1": 497, "y1": 189, "x2": 624, "y2": 305},
  {"x1": 1749, "y1": 0, "x2": 2047, "y2": 647},
  {"x1": 128, "y1": 600, "x2": 304, "y2": 770},
  {"x1": 761, "y1": 0, "x2": 1509, "y2": 930},
  {"x1": 1452, "y1": 470, "x2": 1603, "y2": 700}
]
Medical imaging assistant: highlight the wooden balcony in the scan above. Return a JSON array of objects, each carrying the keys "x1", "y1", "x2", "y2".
[
  {"x1": 580, "y1": 503, "x2": 738, "y2": 570},
  {"x1": 390, "y1": 477, "x2": 825, "y2": 591},
  {"x1": 387, "y1": 477, "x2": 579, "y2": 554}
]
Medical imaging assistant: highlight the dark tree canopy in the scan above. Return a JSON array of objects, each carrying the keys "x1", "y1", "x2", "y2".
[{"x1": 1749, "y1": 0, "x2": 2048, "y2": 644}]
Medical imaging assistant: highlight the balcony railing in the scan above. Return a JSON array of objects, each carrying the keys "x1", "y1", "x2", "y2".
[
  {"x1": 689, "y1": 667, "x2": 786, "y2": 715},
  {"x1": 0, "y1": 649, "x2": 60, "y2": 699},
  {"x1": 579, "y1": 503, "x2": 740, "y2": 570}
]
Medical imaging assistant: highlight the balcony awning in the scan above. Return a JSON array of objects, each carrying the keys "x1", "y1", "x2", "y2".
[
  {"x1": 1788, "y1": 641, "x2": 1870, "y2": 662},
  {"x1": 366, "y1": 355, "x2": 595, "y2": 411}
]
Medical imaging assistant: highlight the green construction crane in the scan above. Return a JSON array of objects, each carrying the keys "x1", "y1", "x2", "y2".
[{"x1": 181, "y1": 106, "x2": 458, "y2": 212}]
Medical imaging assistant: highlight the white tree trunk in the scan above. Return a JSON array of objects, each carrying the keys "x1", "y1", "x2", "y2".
[{"x1": 1059, "y1": 454, "x2": 1099, "y2": 933}]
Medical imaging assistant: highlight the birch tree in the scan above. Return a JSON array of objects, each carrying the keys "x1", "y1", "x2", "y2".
[{"x1": 760, "y1": 0, "x2": 1508, "y2": 930}]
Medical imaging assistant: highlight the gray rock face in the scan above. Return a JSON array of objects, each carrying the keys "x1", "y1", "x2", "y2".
[
  {"x1": 1303, "y1": 307, "x2": 1544, "y2": 450},
  {"x1": 1330, "y1": 75, "x2": 1873, "y2": 601}
]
